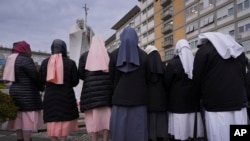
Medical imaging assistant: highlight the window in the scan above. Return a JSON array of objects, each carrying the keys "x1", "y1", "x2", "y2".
[
  {"x1": 186, "y1": 9, "x2": 190, "y2": 17},
  {"x1": 129, "y1": 21, "x2": 134, "y2": 27},
  {"x1": 189, "y1": 25, "x2": 194, "y2": 32},
  {"x1": 186, "y1": 26, "x2": 190, "y2": 33},
  {"x1": 204, "y1": 17, "x2": 209, "y2": 25},
  {"x1": 228, "y1": 7, "x2": 234, "y2": 16},
  {"x1": 239, "y1": 26, "x2": 244, "y2": 33},
  {"x1": 147, "y1": 4, "x2": 153, "y2": 10},
  {"x1": 134, "y1": 16, "x2": 140, "y2": 24},
  {"x1": 187, "y1": 20, "x2": 199, "y2": 34},
  {"x1": 208, "y1": 14, "x2": 214, "y2": 23},
  {"x1": 136, "y1": 27, "x2": 140, "y2": 32},
  {"x1": 246, "y1": 23, "x2": 250, "y2": 31},
  {"x1": 245, "y1": 0, "x2": 250, "y2": 8},
  {"x1": 229, "y1": 30, "x2": 235, "y2": 36},
  {"x1": 186, "y1": 3, "x2": 199, "y2": 17},
  {"x1": 148, "y1": 41, "x2": 154, "y2": 45},
  {"x1": 200, "y1": 14, "x2": 213, "y2": 27},
  {"x1": 189, "y1": 40, "x2": 198, "y2": 49},
  {"x1": 148, "y1": 16, "x2": 154, "y2": 22},
  {"x1": 164, "y1": 35, "x2": 173, "y2": 42},
  {"x1": 194, "y1": 21, "x2": 199, "y2": 30},
  {"x1": 238, "y1": 0, "x2": 250, "y2": 12},
  {"x1": 164, "y1": 49, "x2": 174, "y2": 60},
  {"x1": 217, "y1": 6, "x2": 231, "y2": 21},
  {"x1": 192, "y1": 5, "x2": 199, "y2": 14},
  {"x1": 238, "y1": 3, "x2": 243, "y2": 12},
  {"x1": 200, "y1": 0, "x2": 214, "y2": 9},
  {"x1": 148, "y1": 29, "x2": 154, "y2": 35}
]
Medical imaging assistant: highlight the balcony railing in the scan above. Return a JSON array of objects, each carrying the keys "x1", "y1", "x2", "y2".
[
  {"x1": 162, "y1": 40, "x2": 173, "y2": 48},
  {"x1": 162, "y1": 49, "x2": 174, "y2": 62},
  {"x1": 161, "y1": 0, "x2": 171, "y2": 7},
  {"x1": 161, "y1": 9, "x2": 172, "y2": 21},
  {"x1": 162, "y1": 54, "x2": 174, "y2": 62},
  {"x1": 162, "y1": 24, "x2": 173, "y2": 34}
]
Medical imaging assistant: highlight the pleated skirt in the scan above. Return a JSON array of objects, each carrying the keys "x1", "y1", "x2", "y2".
[{"x1": 110, "y1": 106, "x2": 148, "y2": 141}]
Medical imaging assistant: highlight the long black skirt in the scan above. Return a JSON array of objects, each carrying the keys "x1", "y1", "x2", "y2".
[{"x1": 148, "y1": 111, "x2": 168, "y2": 140}]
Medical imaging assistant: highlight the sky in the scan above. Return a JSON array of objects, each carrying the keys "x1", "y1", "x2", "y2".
[{"x1": 0, "y1": 0, "x2": 139, "y2": 53}]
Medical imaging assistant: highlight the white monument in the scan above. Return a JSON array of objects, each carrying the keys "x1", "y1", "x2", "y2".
[{"x1": 69, "y1": 17, "x2": 94, "y2": 102}]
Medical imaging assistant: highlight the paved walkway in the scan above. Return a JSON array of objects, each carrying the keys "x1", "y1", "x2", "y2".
[{"x1": 0, "y1": 128, "x2": 92, "y2": 141}]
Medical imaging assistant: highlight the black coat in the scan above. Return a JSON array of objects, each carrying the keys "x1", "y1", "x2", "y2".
[
  {"x1": 165, "y1": 56, "x2": 199, "y2": 113},
  {"x1": 78, "y1": 51, "x2": 113, "y2": 112},
  {"x1": 109, "y1": 48, "x2": 149, "y2": 106},
  {"x1": 147, "y1": 52, "x2": 168, "y2": 112},
  {"x1": 9, "y1": 53, "x2": 43, "y2": 111},
  {"x1": 39, "y1": 57, "x2": 79, "y2": 123},
  {"x1": 193, "y1": 41, "x2": 248, "y2": 112}
]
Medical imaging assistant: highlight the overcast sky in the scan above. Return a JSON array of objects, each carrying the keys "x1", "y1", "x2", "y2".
[{"x1": 0, "y1": 0, "x2": 139, "y2": 53}]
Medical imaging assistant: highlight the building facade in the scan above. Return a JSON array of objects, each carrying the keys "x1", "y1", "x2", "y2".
[
  {"x1": 105, "y1": 6, "x2": 141, "y2": 52},
  {"x1": 106, "y1": 0, "x2": 250, "y2": 61},
  {"x1": 184, "y1": 0, "x2": 250, "y2": 58}
]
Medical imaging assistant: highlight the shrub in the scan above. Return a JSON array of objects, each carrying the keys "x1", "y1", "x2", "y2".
[
  {"x1": 0, "y1": 83, "x2": 6, "y2": 89},
  {"x1": 0, "y1": 91, "x2": 18, "y2": 122}
]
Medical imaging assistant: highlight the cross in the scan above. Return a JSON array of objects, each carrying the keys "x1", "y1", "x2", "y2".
[{"x1": 83, "y1": 3, "x2": 89, "y2": 24}]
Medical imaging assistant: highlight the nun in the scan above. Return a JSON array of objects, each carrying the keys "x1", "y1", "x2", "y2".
[
  {"x1": 39, "y1": 39, "x2": 79, "y2": 141},
  {"x1": 109, "y1": 27, "x2": 149, "y2": 141},
  {"x1": 165, "y1": 39, "x2": 204, "y2": 141},
  {"x1": 193, "y1": 32, "x2": 249, "y2": 141},
  {"x1": 144, "y1": 45, "x2": 168, "y2": 141},
  {"x1": 78, "y1": 35, "x2": 112, "y2": 141},
  {"x1": 3, "y1": 41, "x2": 44, "y2": 141}
]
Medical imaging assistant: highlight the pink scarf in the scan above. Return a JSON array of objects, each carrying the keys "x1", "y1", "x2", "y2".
[
  {"x1": 3, "y1": 53, "x2": 19, "y2": 82},
  {"x1": 85, "y1": 35, "x2": 110, "y2": 72},
  {"x1": 46, "y1": 54, "x2": 64, "y2": 84}
]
